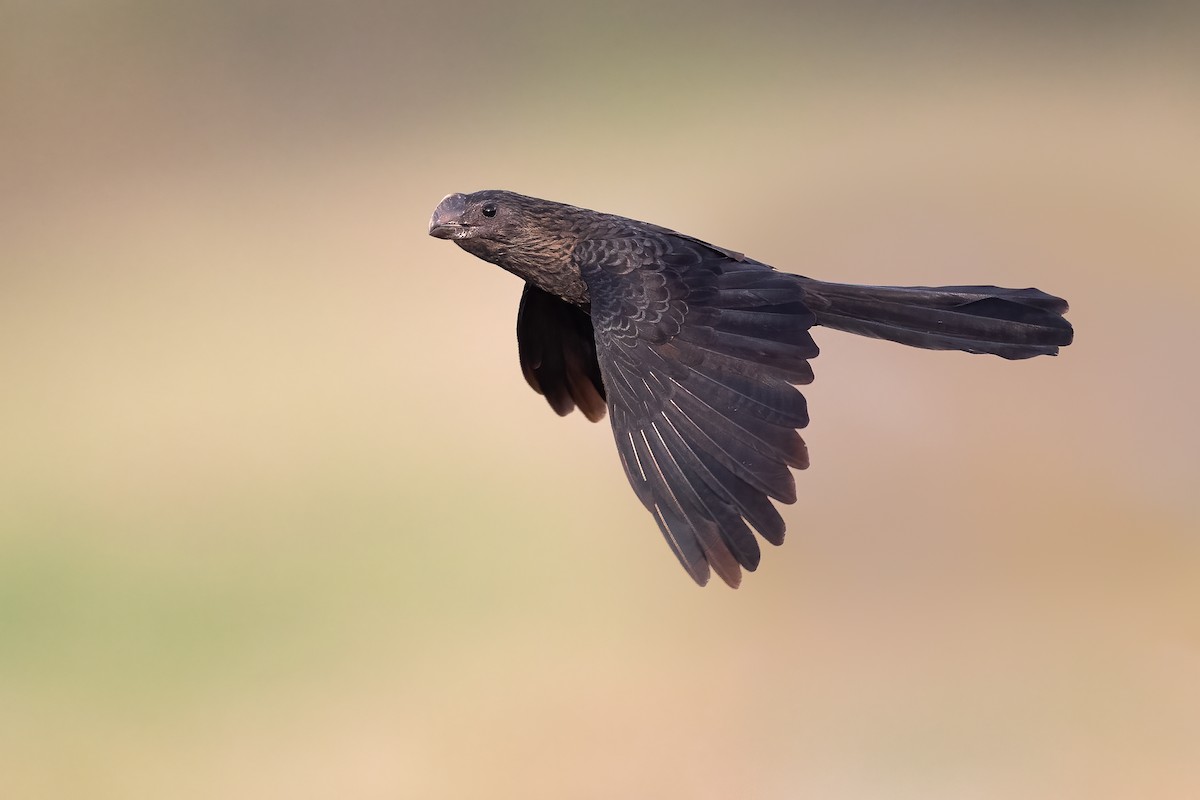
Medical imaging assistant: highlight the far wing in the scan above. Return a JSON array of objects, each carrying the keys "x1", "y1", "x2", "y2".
[
  {"x1": 576, "y1": 235, "x2": 819, "y2": 587},
  {"x1": 516, "y1": 283, "x2": 607, "y2": 422}
]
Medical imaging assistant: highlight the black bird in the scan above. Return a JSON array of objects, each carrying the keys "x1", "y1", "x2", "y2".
[{"x1": 428, "y1": 190, "x2": 1073, "y2": 587}]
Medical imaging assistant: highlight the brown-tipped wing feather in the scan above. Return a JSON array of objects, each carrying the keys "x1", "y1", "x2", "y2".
[
  {"x1": 516, "y1": 284, "x2": 607, "y2": 422},
  {"x1": 575, "y1": 235, "x2": 819, "y2": 587}
]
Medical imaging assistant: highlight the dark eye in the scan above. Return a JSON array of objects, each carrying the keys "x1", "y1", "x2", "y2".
[{"x1": 481, "y1": 203, "x2": 497, "y2": 218}]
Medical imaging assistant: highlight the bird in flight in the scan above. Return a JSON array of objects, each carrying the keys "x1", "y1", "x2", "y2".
[{"x1": 428, "y1": 190, "x2": 1073, "y2": 587}]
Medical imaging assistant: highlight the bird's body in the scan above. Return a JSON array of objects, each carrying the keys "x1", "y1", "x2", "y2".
[{"x1": 429, "y1": 190, "x2": 1073, "y2": 587}]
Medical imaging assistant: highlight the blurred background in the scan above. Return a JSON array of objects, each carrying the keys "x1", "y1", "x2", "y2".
[{"x1": 2, "y1": 1, "x2": 1198, "y2": 797}]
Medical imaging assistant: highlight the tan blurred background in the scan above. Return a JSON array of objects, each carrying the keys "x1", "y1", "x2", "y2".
[{"x1": 2, "y1": 1, "x2": 1198, "y2": 798}]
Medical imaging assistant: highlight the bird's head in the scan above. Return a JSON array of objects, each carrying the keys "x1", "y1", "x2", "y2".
[
  {"x1": 427, "y1": 190, "x2": 522, "y2": 243},
  {"x1": 428, "y1": 189, "x2": 591, "y2": 288}
]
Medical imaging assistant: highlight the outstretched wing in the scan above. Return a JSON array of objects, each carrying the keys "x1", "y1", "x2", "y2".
[
  {"x1": 576, "y1": 235, "x2": 819, "y2": 587},
  {"x1": 516, "y1": 283, "x2": 607, "y2": 422}
]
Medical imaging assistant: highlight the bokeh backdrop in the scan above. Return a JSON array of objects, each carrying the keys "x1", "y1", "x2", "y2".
[{"x1": 2, "y1": 1, "x2": 1198, "y2": 798}]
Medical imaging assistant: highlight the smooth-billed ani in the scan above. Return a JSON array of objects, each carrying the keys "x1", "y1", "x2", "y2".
[{"x1": 428, "y1": 190, "x2": 1073, "y2": 587}]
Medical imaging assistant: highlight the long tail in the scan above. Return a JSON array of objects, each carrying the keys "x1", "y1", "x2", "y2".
[{"x1": 796, "y1": 279, "x2": 1074, "y2": 359}]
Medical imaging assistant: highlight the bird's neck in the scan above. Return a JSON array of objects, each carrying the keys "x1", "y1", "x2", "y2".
[{"x1": 457, "y1": 234, "x2": 590, "y2": 306}]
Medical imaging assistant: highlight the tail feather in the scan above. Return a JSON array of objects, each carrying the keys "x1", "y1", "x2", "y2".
[{"x1": 798, "y1": 280, "x2": 1074, "y2": 359}]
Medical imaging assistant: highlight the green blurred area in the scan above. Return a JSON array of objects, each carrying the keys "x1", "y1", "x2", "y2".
[{"x1": 1, "y1": 2, "x2": 1198, "y2": 798}]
